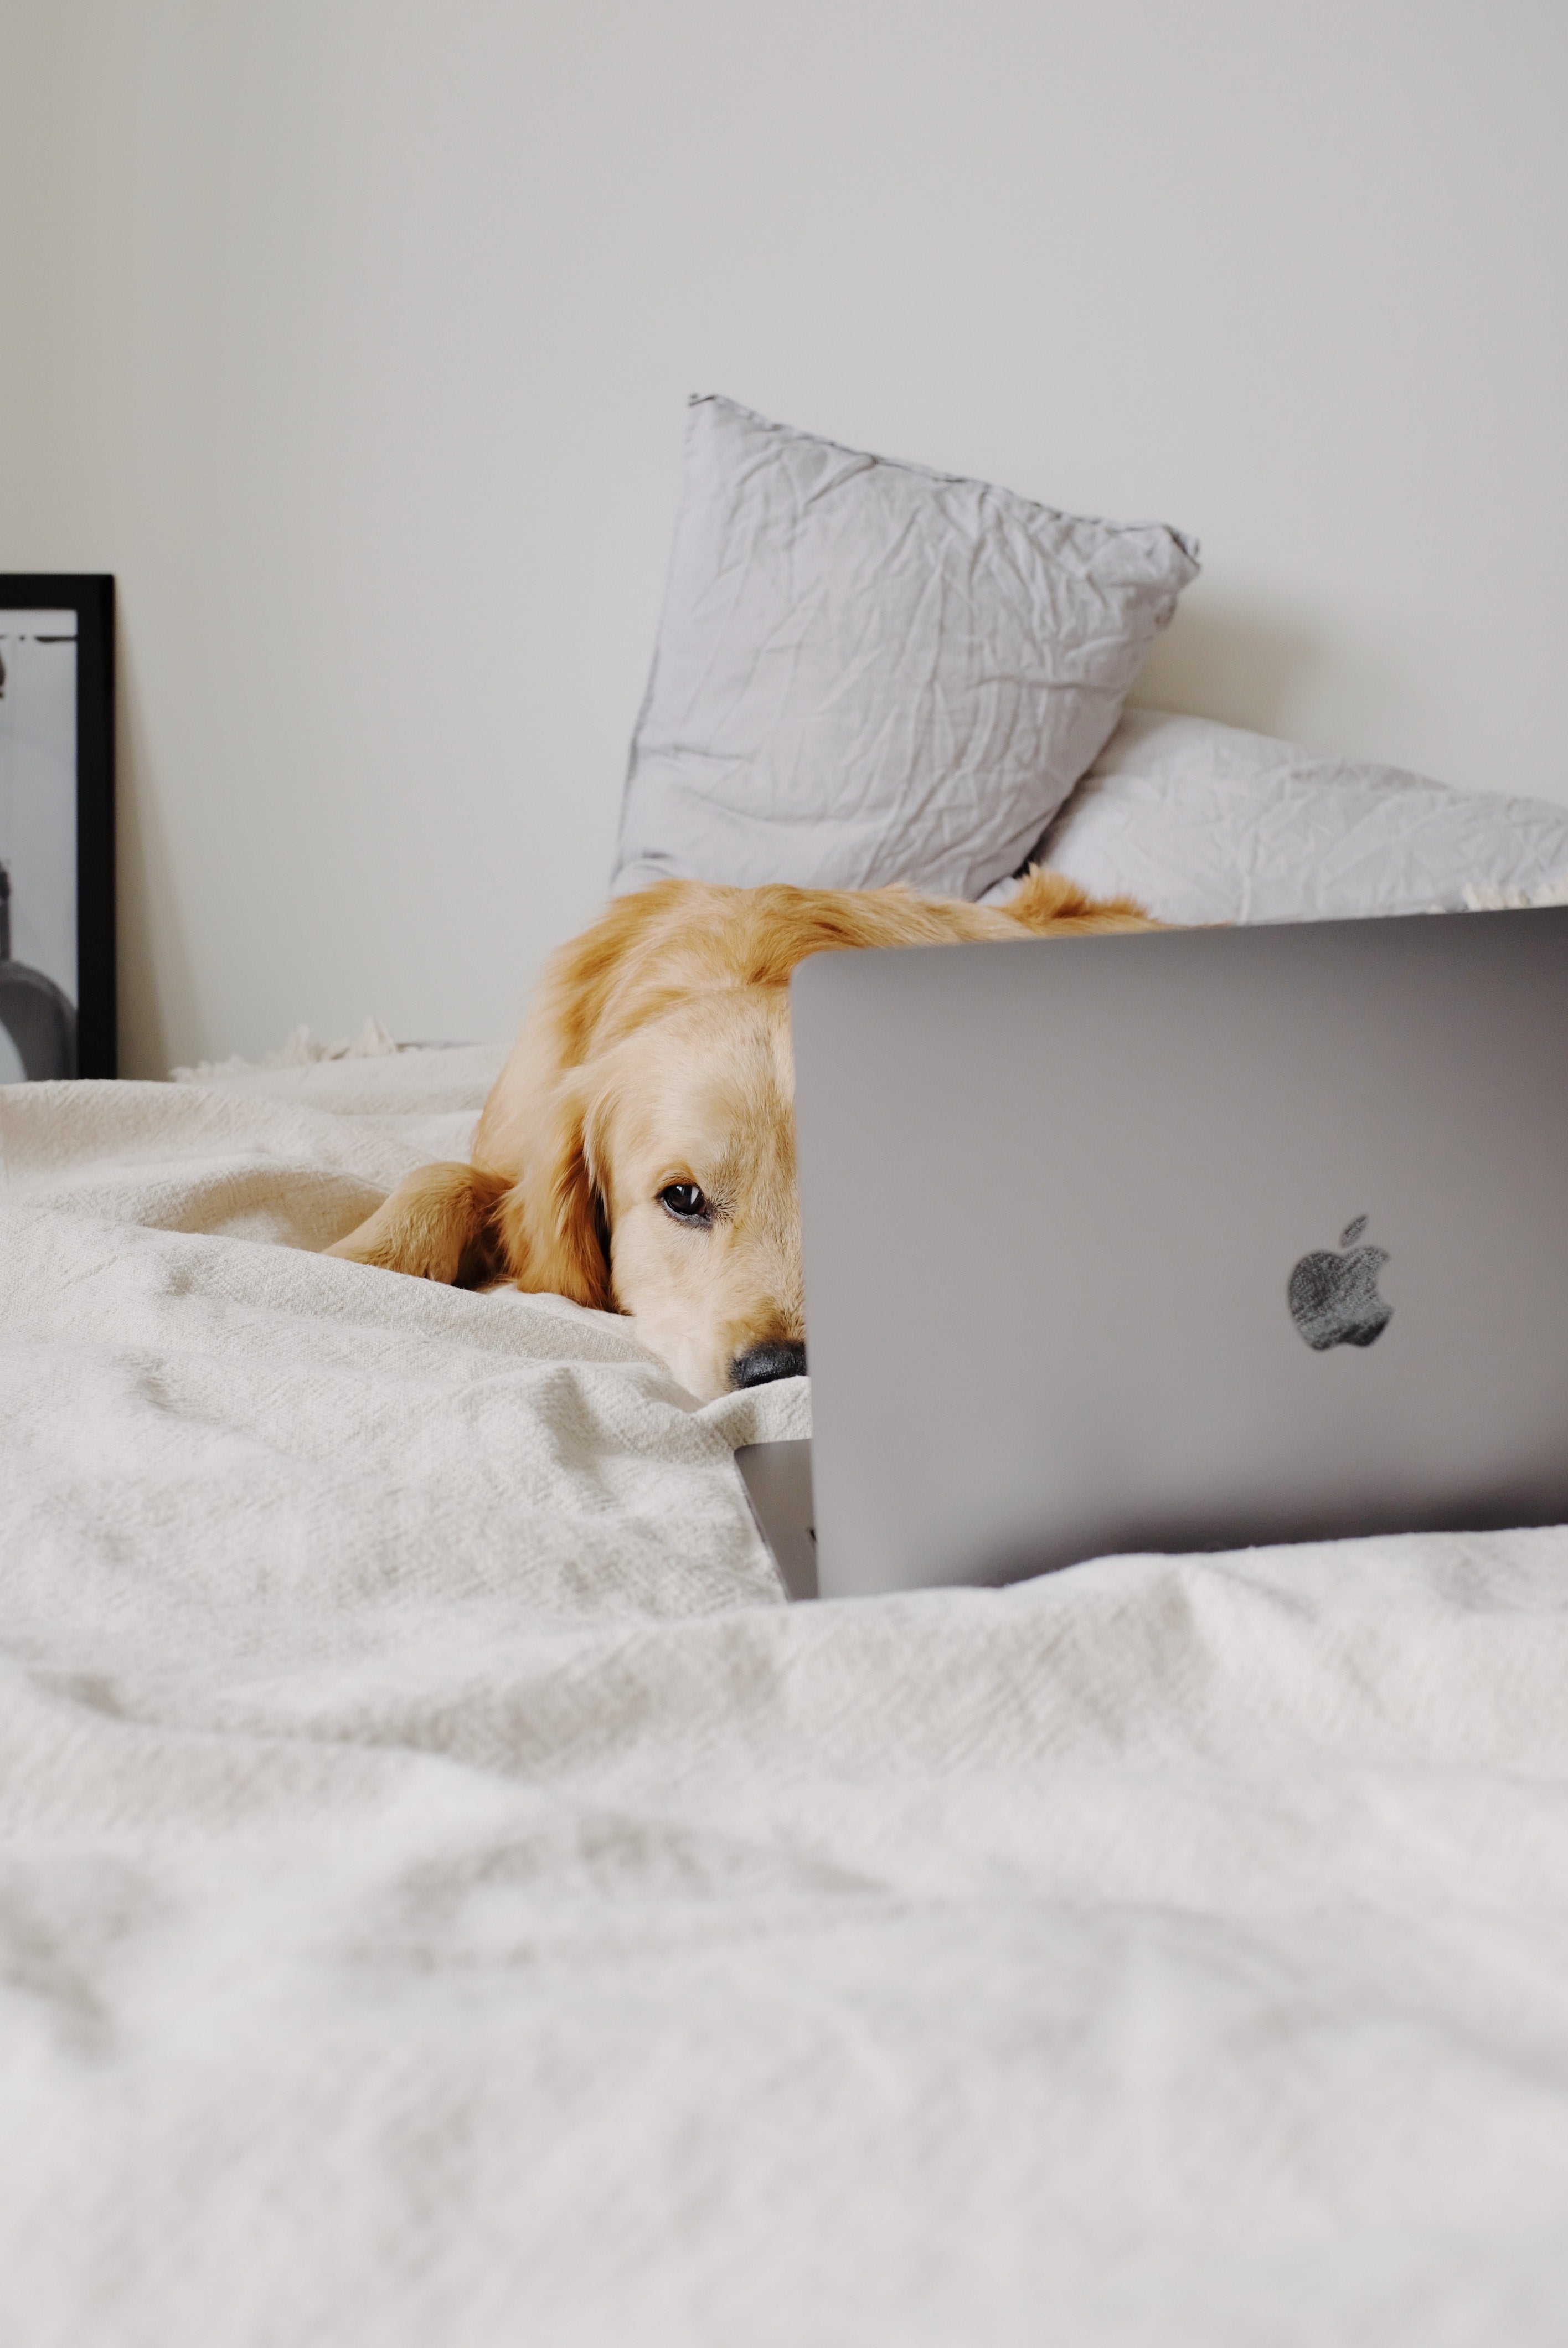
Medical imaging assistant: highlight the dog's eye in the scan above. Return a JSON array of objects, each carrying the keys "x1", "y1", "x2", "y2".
[{"x1": 658, "y1": 1182, "x2": 710, "y2": 1223}]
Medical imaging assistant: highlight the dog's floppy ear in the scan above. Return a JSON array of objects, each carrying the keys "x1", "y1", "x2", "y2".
[{"x1": 493, "y1": 1075, "x2": 612, "y2": 1310}]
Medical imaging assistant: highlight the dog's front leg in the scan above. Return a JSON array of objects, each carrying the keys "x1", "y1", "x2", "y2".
[{"x1": 325, "y1": 1161, "x2": 511, "y2": 1286}]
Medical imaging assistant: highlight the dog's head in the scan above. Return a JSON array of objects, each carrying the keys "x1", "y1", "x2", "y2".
[
  {"x1": 591, "y1": 987, "x2": 804, "y2": 1399},
  {"x1": 492, "y1": 980, "x2": 804, "y2": 1403}
]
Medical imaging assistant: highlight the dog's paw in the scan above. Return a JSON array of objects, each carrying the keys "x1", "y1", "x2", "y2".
[{"x1": 324, "y1": 1162, "x2": 507, "y2": 1286}]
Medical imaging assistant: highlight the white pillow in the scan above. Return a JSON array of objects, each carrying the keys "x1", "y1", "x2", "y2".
[
  {"x1": 1028, "y1": 709, "x2": 1568, "y2": 924},
  {"x1": 611, "y1": 397, "x2": 1199, "y2": 904}
]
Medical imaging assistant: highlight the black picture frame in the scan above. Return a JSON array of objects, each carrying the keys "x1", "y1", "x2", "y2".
[{"x1": 0, "y1": 575, "x2": 115, "y2": 1079}]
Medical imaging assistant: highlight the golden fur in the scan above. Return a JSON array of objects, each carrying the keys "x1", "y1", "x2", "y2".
[{"x1": 328, "y1": 871, "x2": 1154, "y2": 1398}]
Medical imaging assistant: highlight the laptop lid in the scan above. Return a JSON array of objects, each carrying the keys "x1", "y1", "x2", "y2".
[{"x1": 790, "y1": 908, "x2": 1568, "y2": 1600}]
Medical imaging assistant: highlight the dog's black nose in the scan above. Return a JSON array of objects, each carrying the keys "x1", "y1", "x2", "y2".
[{"x1": 730, "y1": 1340, "x2": 807, "y2": 1389}]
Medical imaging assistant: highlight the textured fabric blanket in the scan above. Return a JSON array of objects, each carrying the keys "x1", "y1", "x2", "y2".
[{"x1": 1, "y1": 1057, "x2": 1566, "y2": 2346}]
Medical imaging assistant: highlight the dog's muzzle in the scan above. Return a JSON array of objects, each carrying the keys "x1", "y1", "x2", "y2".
[{"x1": 730, "y1": 1340, "x2": 807, "y2": 1389}]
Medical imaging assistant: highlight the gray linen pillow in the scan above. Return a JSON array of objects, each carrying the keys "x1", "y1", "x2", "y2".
[
  {"x1": 611, "y1": 397, "x2": 1199, "y2": 903},
  {"x1": 1026, "y1": 709, "x2": 1568, "y2": 925}
]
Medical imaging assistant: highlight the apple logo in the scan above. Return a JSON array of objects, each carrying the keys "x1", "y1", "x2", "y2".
[{"x1": 1287, "y1": 1215, "x2": 1393, "y2": 1351}]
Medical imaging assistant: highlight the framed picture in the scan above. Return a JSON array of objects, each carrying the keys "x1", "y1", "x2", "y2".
[{"x1": 0, "y1": 575, "x2": 115, "y2": 1079}]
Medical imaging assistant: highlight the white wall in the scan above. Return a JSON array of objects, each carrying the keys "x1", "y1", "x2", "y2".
[{"x1": 2, "y1": 0, "x2": 1564, "y2": 1075}]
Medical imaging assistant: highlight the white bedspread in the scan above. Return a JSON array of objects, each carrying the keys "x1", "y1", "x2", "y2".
[{"x1": 2, "y1": 1055, "x2": 1566, "y2": 2346}]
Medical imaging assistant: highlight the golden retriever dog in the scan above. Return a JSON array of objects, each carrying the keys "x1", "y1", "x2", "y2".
[{"x1": 328, "y1": 872, "x2": 1153, "y2": 1399}]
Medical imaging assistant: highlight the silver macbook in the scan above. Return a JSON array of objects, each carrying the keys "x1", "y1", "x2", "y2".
[{"x1": 736, "y1": 907, "x2": 1568, "y2": 1602}]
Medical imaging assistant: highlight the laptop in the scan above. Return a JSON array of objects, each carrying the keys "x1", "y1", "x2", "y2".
[{"x1": 736, "y1": 907, "x2": 1568, "y2": 1602}]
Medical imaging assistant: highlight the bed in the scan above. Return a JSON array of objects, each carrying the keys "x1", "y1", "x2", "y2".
[{"x1": 4, "y1": 997, "x2": 1568, "y2": 2346}]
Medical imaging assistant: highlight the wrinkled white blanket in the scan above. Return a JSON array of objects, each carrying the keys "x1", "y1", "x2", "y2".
[{"x1": 2, "y1": 1055, "x2": 1566, "y2": 2346}]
